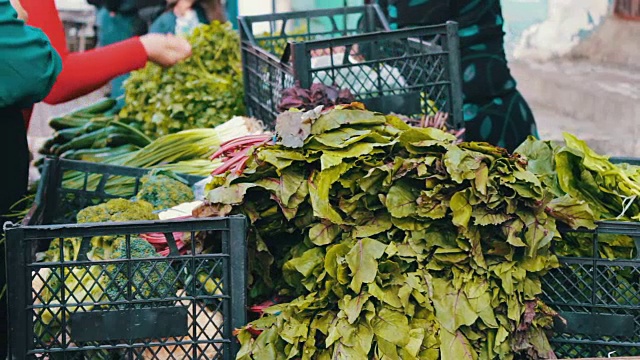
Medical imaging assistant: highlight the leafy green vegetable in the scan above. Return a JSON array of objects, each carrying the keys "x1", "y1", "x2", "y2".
[
  {"x1": 202, "y1": 105, "x2": 568, "y2": 359},
  {"x1": 513, "y1": 136, "x2": 562, "y2": 197},
  {"x1": 256, "y1": 28, "x2": 309, "y2": 57},
  {"x1": 517, "y1": 133, "x2": 640, "y2": 221},
  {"x1": 515, "y1": 134, "x2": 640, "y2": 260},
  {"x1": 515, "y1": 134, "x2": 640, "y2": 330},
  {"x1": 121, "y1": 22, "x2": 245, "y2": 138}
]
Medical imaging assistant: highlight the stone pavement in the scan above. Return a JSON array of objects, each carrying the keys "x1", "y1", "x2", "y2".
[{"x1": 512, "y1": 59, "x2": 640, "y2": 157}]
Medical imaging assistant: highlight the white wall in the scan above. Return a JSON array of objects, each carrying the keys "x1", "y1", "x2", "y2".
[
  {"x1": 239, "y1": 0, "x2": 292, "y2": 16},
  {"x1": 508, "y1": 0, "x2": 612, "y2": 60},
  {"x1": 502, "y1": 0, "x2": 549, "y2": 55},
  {"x1": 239, "y1": 0, "x2": 293, "y2": 33},
  {"x1": 55, "y1": 0, "x2": 92, "y2": 11}
]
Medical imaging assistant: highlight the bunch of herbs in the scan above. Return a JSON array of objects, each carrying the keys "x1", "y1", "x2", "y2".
[{"x1": 121, "y1": 22, "x2": 245, "y2": 138}]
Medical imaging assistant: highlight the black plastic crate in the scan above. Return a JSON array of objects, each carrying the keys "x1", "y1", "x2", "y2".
[
  {"x1": 4, "y1": 158, "x2": 248, "y2": 359},
  {"x1": 543, "y1": 157, "x2": 640, "y2": 358},
  {"x1": 239, "y1": 5, "x2": 463, "y2": 130},
  {"x1": 544, "y1": 222, "x2": 640, "y2": 358},
  {"x1": 27, "y1": 158, "x2": 205, "y2": 226}
]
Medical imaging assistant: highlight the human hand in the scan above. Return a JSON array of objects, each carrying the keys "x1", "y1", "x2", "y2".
[
  {"x1": 9, "y1": 0, "x2": 28, "y2": 21},
  {"x1": 140, "y1": 33, "x2": 193, "y2": 67}
]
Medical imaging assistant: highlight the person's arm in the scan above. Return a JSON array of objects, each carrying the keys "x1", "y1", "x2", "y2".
[
  {"x1": 44, "y1": 41, "x2": 149, "y2": 104},
  {"x1": 22, "y1": 0, "x2": 192, "y2": 105},
  {"x1": 0, "y1": 0, "x2": 62, "y2": 108},
  {"x1": 22, "y1": 0, "x2": 148, "y2": 104}
]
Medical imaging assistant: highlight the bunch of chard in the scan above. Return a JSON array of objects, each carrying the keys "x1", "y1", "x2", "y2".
[
  {"x1": 210, "y1": 134, "x2": 274, "y2": 176},
  {"x1": 201, "y1": 104, "x2": 570, "y2": 359},
  {"x1": 277, "y1": 83, "x2": 356, "y2": 113}
]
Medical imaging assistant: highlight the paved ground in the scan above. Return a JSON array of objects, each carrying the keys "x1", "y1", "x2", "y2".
[{"x1": 512, "y1": 59, "x2": 640, "y2": 157}]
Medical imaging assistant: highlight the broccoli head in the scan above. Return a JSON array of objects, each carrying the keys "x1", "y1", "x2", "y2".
[
  {"x1": 76, "y1": 198, "x2": 158, "y2": 223},
  {"x1": 72, "y1": 198, "x2": 159, "y2": 261},
  {"x1": 41, "y1": 237, "x2": 81, "y2": 262},
  {"x1": 135, "y1": 170, "x2": 195, "y2": 210},
  {"x1": 36, "y1": 199, "x2": 177, "y2": 348},
  {"x1": 104, "y1": 237, "x2": 178, "y2": 308},
  {"x1": 41, "y1": 199, "x2": 158, "y2": 262}
]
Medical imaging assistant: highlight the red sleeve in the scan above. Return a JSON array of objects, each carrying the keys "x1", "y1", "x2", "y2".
[
  {"x1": 43, "y1": 39, "x2": 149, "y2": 104},
  {"x1": 22, "y1": 0, "x2": 149, "y2": 105},
  {"x1": 23, "y1": 109, "x2": 33, "y2": 129},
  {"x1": 22, "y1": 0, "x2": 68, "y2": 59}
]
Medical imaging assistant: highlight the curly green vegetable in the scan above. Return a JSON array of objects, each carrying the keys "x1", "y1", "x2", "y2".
[
  {"x1": 42, "y1": 199, "x2": 158, "y2": 263},
  {"x1": 135, "y1": 170, "x2": 195, "y2": 210},
  {"x1": 104, "y1": 237, "x2": 178, "y2": 307},
  {"x1": 76, "y1": 198, "x2": 157, "y2": 224},
  {"x1": 120, "y1": 22, "x2": 245, "y2": 138}
]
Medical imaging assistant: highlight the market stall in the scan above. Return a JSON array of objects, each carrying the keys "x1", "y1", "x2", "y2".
[{"x1": 4, "y1": 4, "x2": 640, "y2": 360}]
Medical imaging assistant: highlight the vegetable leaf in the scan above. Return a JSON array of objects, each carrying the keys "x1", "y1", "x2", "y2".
[
  {"x1": 346, "y1": 238, "x2": 387, "y2": 293},
  {"x1": 311, "y1": 109, "x2": 386, "y2": 135},
  {"x1": 439, "y1": 329, "x2": 478, "y2": 360},
  {"x1": 372, "y1": 307, "x2": 411, "y2": 347},
  {"x1": 431, "y1": 277, "x2": 479, "y2": 333},
  {"x1": 386, "y1": 181, "x2": 419, "y2": 219},
  {"x1": 309, "y1": 222, "x2": 342, "y2": 246}
]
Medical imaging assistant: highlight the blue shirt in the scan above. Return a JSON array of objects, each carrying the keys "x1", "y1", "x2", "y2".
[
  {"x1": 96, "y1": 7, "x2": 145, "y2": 47},
  {"x1": 149, "y1": 6, "x2": 208, "y2": 34}
]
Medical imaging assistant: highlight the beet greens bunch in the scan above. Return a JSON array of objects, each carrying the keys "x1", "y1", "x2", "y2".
[
  {"x1": 198, "y1": 104, "x2": 594, "y2": 360},
  {"x1": 278, "y1": 83, "x2": 356, "y2": 113}
]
